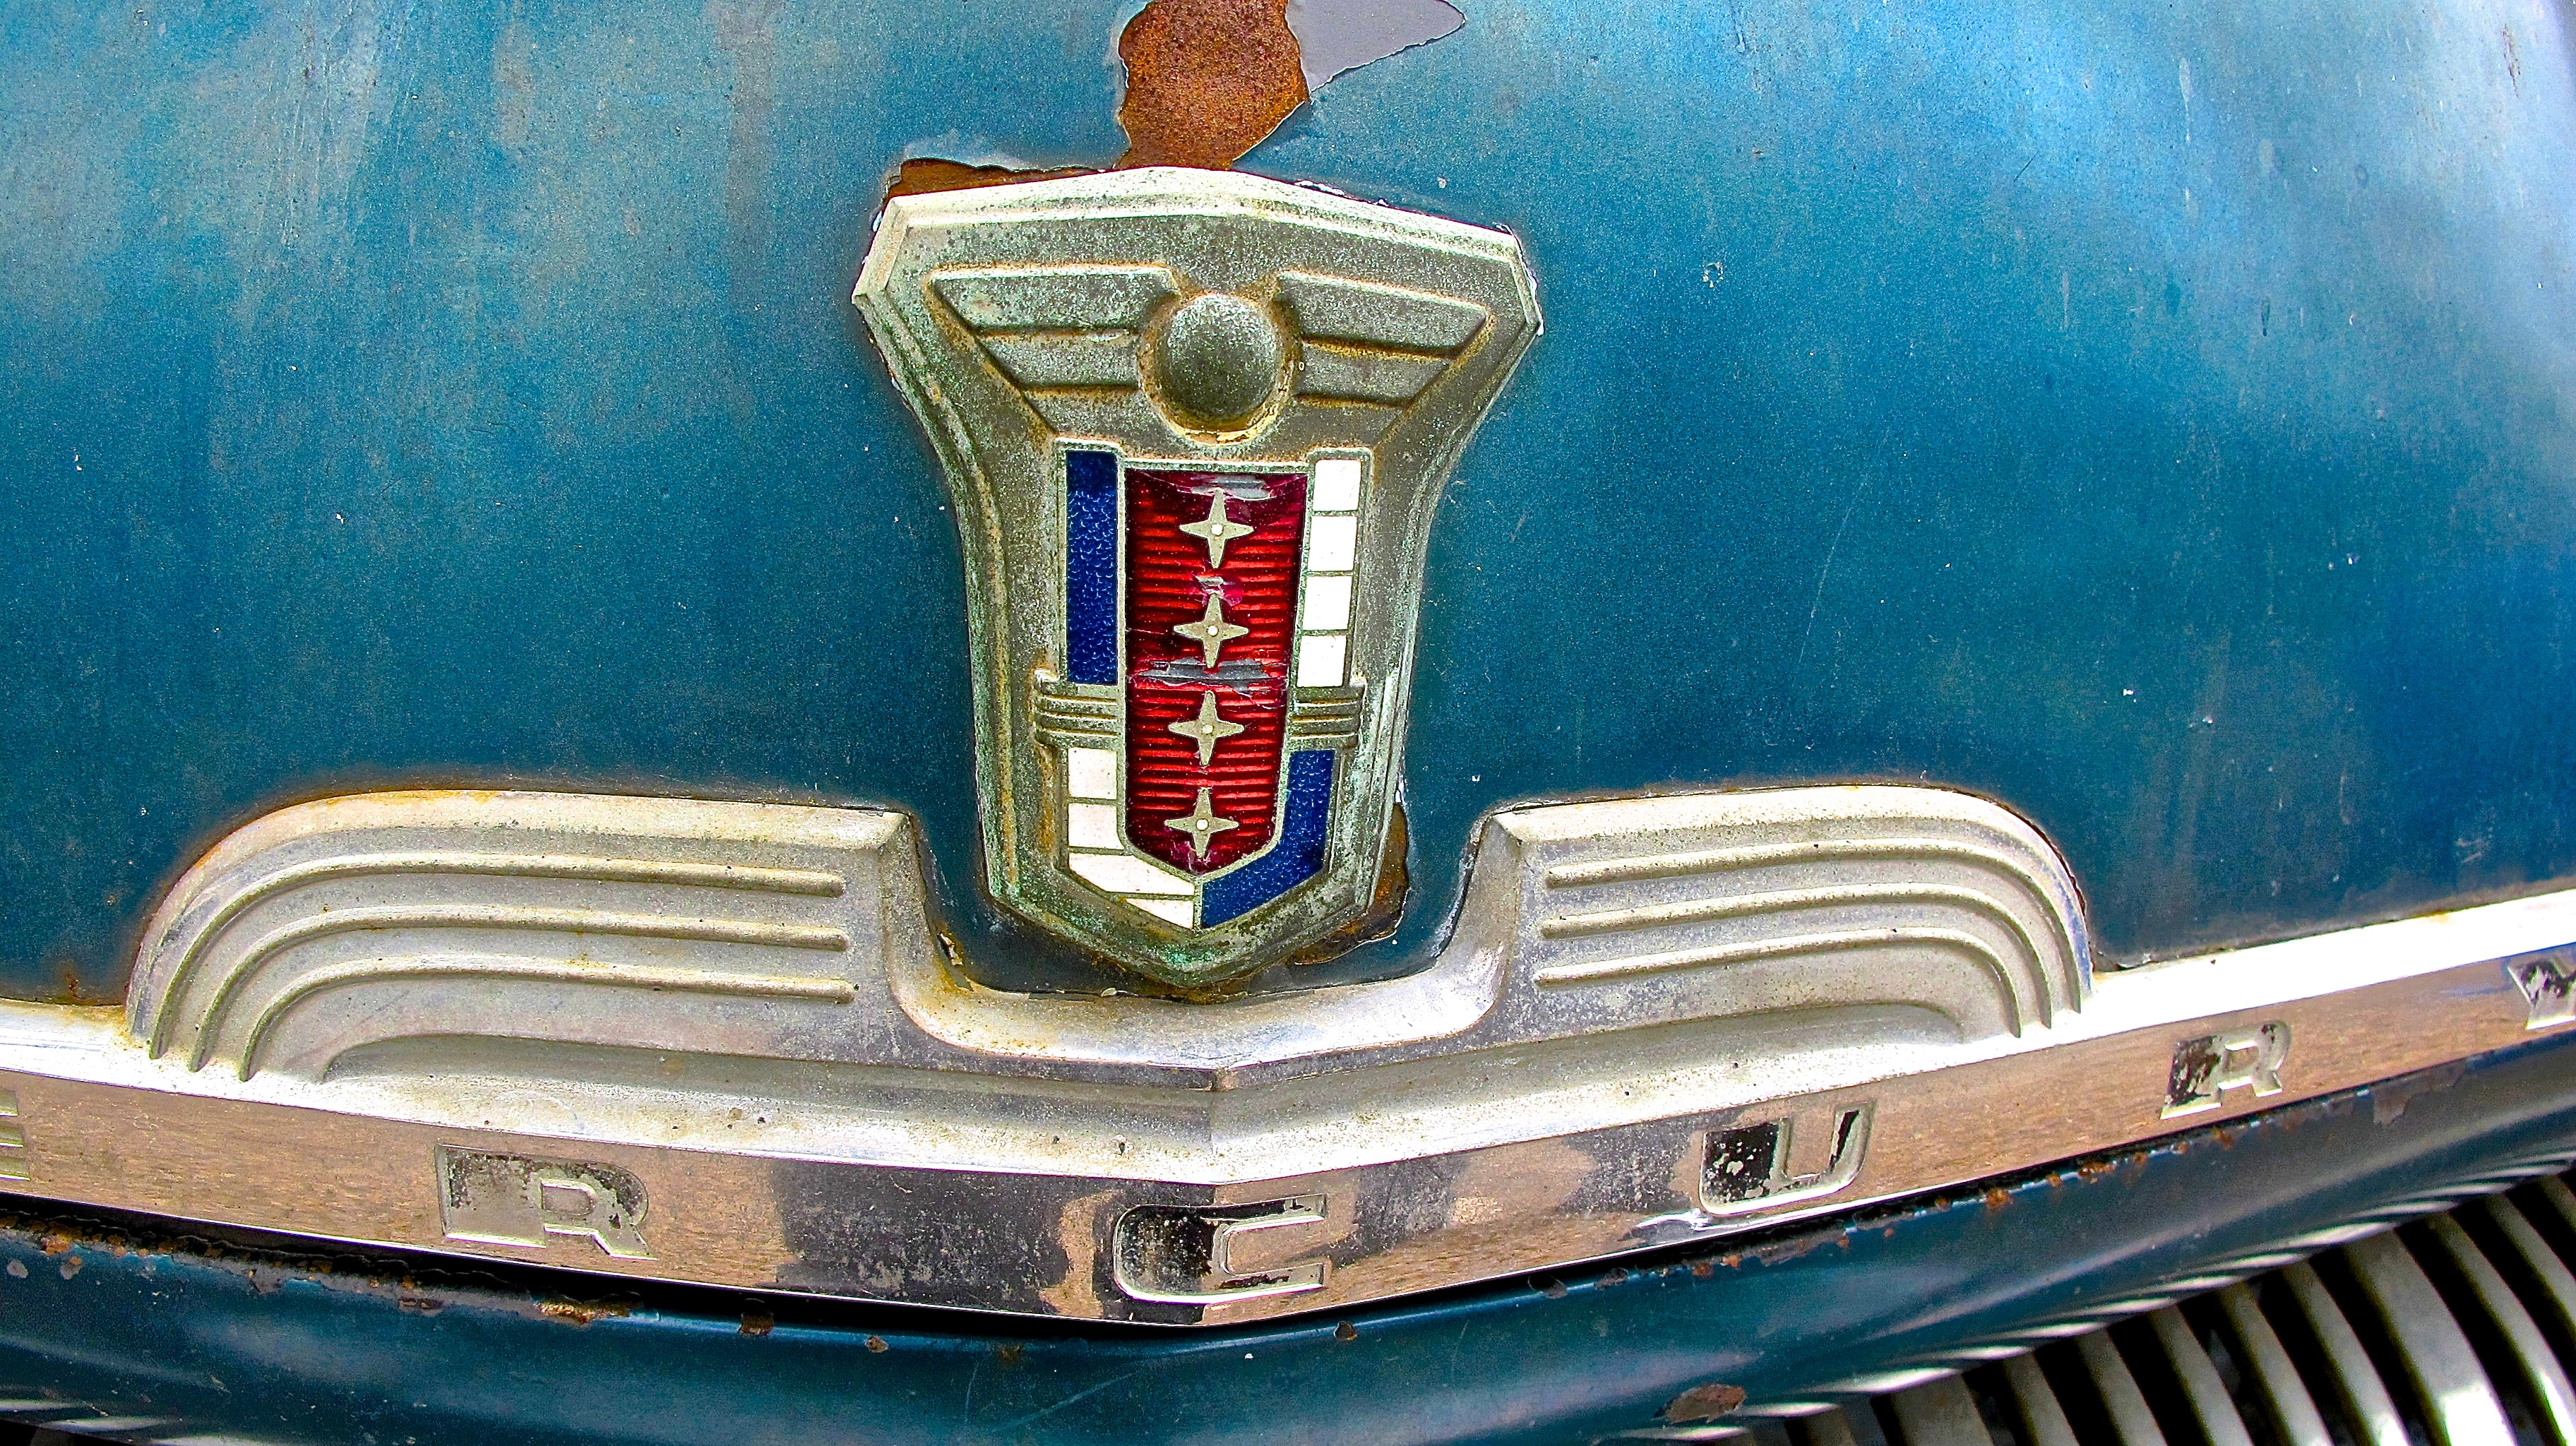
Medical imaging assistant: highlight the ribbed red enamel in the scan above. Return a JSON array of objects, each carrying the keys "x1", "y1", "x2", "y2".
[{"x1": 1122, "y1": 468, "x2": 1306, "y2": 874}]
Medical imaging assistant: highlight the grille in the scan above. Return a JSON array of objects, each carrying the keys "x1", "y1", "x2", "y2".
[{"x1": 1667, "y1": 1173, "x2": 2576, "y2": 1446}]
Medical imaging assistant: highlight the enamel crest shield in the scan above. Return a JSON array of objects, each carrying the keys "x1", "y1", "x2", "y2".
[{"x1": 854, "y1": 167, "x2": 1539, "y2": 987}]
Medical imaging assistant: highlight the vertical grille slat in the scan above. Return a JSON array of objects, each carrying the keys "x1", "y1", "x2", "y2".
[
  {"x1": 2078, "y1": 1330, "x2": 2173, "y2": 1445},
  {"x1": 2425, "y1": 1215, "x2": 2576, "y2": 1444},
  {"x1": 2156, "y1": 1305, "x2": 2259, "y2": 1446},
  {"x1": 2002, "y1": 1353, "x2": 2080, "y2": 1446},
  {"x1": 2342, "y1": 1232, "x2": 2516, "y2": 1446},
  {"x1": 2535, "y1": 1181, "x2": 2576, "y2": 1239},
  {"x1": 1798, "y1": 1406, "x2": 1892, "y2": 1446},
  {"x1": 2214, "y1": 1281, "x2": 2337, "y2": 1446},
  {"x1": 1885, "y1": 1377, "x2": 1994, "y2": 1445},
  {"x1": 1799, "y1": 1410, "x2": 1862, "y2": 1446},
  {"x1": 2283, "y1": 1259, "x2": 2418, "y2": 1446},
  {"x1": 2480, "y1": 1197, "x2": 2576, "y2": 1388},
  {"x1": 1630, "y1": 1161, "x2": 2576, "y2": 1446}
]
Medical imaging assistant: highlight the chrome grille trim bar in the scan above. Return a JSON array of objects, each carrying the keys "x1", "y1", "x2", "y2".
[{"x1": 0, "y1": 787, "x2": 2565, "y2": 1322}]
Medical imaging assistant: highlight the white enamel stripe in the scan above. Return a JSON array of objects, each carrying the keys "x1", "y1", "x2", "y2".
[
  {"x1": 1295, "y1": 454, "x2": 1366, "y2": 688},
  {"x1": 1066, "y1": 851, "x2": 1193, "y2": 897},
  {"x1": 1066, "y1": 747, "x2": 1117, "y2": 801}
]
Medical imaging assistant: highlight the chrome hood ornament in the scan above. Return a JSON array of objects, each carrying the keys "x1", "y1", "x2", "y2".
[{"x1": 853, "y1": 168, "x2": 1539, "y2": 988}]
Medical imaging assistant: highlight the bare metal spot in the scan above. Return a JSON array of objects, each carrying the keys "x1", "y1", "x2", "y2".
[
  {"x1": 1665, "y1": 1382, "x2": 1748, "y2": 1423},
  {"x1": 1116, "y1": 0, "x2": 1309, "y2": 169},
  {"x1": 1284, "y1": 0, "x2": 1464, "y2": 90}
]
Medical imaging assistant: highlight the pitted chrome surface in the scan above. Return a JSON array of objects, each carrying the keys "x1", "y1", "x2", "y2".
[{"x1": 17, "y1": 784, "x2": 2565, "y2": 1320}]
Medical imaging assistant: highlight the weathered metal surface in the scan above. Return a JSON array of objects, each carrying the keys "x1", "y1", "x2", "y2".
[
  {"x1": 852, "y1": 169, "x2": 1539, "y2": 984},
  {"x1": 6, "y1": 781, "x2": 2552, "y2": 1322},
  {"x1": 5, "y1": 0, "x2": 2575, "y2": 1003},
  {"x1": 0, "y1": 1029, "x2": 2566, "y2": 1443}
]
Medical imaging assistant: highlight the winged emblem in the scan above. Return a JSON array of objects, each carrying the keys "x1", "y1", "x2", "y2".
[{"x1": 854, "y1": 168, "x2": 1538, "y2": 988}]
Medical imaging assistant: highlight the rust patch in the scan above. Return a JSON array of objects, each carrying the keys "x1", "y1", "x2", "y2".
[
  {"x1": 56, "y1": 1254, "x2": 81, "y2": 1279},
  {"x1": 1984, "y1": 1187, "x2": 2011, "y2": 1211},
  {"x1": 1115, "y1": 0, "x2": 1311, "y2": 169},
  {"x1": 864, "y1": 1334, "x2": 890, "y2": 1353},
  {"x1": 884, "y1": 157, "x2": 1100, "y2": 205},
  {"x1": 397, "y1": 1296, "x2": 443, "y2": 1315},
  {"x1": 1746, "y1": 1232, "x2": 1832, "y2": 1267},
  {"x1": 889, "y1": 0, "x2": 1471, "y2": 206},
  {"x1": 46, "y1": 964, "x2": 112, "y2": 1007},
  {"x1": 1664, "y1": 1382, "x2": 1748, "y2": 1423},
  {"x1": 1335, "y1": 1320, "x2": 1358, "y2": 1341},
  {"x1": 537, "y1": 1297, "x2": 632, "y2": 1326},
  {"x1": 1687, "y1": 1258, "x2": 1715, "y2": 1279},
  {"x1": 739, "y1": 1305, "x2": 775, "y2": 1337}
]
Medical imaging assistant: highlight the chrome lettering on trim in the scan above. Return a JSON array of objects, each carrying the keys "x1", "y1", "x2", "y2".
[
  {"x1": 436, "y1": 1147, "x2": 652, "y2": 1261},
  {"x1": 2162, "y1": 1023, "x2": 2291, "y2": 1118},
  {"x1": 1703, "y1": 1104, "x2": 1872, "y2": 1217},
  {"x1": 0, "y1": 787, "x2": 2563, "y2": 1322},
  {"x1": 1111, "y1": 1195, "x2": 1331, "y2": 1305},
  {"x1": 2507, "y1": 948, "x2": 2576, "y2": 1029}
]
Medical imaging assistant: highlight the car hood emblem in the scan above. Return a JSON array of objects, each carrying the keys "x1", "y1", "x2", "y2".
[{"x1": 854, "y1": 168, "x2": 1539, "y2": 987}]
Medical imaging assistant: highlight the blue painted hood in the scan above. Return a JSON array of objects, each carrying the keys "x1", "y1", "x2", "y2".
[{"x1": 4, "y1": 0, "x2": 2574, "y2": 998}]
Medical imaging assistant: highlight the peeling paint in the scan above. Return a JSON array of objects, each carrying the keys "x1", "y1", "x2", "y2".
[
  {"x1": 890, "y1": 0, "x2": 1468, "y2": 202},
  {"x1": 2372, "y1": 1060, "x2": 2470, "y2": 1125},
  {"x1": 1663, "y1": 1382, "x2": 1747, "y2": 1423},
  {"x1": 883, "y1": 157, "x2": 1102, "y2": 206}
]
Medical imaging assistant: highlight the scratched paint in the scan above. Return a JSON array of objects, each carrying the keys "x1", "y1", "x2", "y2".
[{"x1": 4, "y1": 0, "x2": 2576, "y2": 1000}]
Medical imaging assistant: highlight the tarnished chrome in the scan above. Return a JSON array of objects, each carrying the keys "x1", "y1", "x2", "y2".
[
  {"x1": 1702, "y1": 1104, "x2": 1871, "y2": 1216},
  {"x1": 2511, "y1": 947, "x2": 2576, "y2": 1028},
  {"x1": 1112, "y1": 1195, "x2": 1332, "y2": 1305},
  {"x1": 124, "y1": 791, "x2": 910, "y2": 1081},
  {"x1": 436, "y1": 1146, "x2": 653, "y2": 1261},
  {"x1": 852, "y1": 168, "x2": 1539, "y2": 988},
  {"x1": 0, "y1": 784, "x2": 2563, "y2": 1323},
  {"x1": 2162, "y1": 1022, "x2": 2291, "y2": 1117}
]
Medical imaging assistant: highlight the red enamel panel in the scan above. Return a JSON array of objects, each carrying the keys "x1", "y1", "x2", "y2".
[{"x1": 1122, "y1": 467, "x2": 1307, "y2": 874}]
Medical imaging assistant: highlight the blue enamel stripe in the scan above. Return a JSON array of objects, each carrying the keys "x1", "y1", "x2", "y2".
[
  {"x1": 1201, "y1": 749, "x2": 1335, "y2": 925},
  {"x1": 1064, "y1": 450, "x2": 1119, "y2": 686}
]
